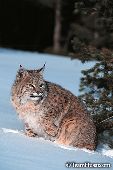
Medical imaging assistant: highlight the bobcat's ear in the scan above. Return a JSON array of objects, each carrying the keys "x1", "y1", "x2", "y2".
[
  {"x1": 18, "y1": 65, "x2": 28, "y2": 77},
  {"x1": 38, "y1": 63, "x2": 46, "y2": 75}
]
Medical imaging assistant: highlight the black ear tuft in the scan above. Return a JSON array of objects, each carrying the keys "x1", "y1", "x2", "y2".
[
  {"x1": 39, "y1": 63, "x2": 46, "y2": 73},
  {"x1": 20, "y1": 65, "x2": 23, "y2": 68},
  {"x1": 19, "y1": 65, "x2": 25, "y2": 73},
  {"x1": 18, "y1": 65, "x2": 28, "y2": 77}
]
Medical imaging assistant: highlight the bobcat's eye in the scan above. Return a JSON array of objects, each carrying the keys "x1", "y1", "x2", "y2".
[
  {"x1": 39, "y1": 83, "x2": 45, "y2": 88},
  {"x1": 29, "y1": 84, "x2": 36, "y2": 89}
]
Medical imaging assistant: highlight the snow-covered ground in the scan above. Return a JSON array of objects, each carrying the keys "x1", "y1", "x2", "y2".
[{"x1": 0, "y1": 48, "x2": 113, "y2": 170}]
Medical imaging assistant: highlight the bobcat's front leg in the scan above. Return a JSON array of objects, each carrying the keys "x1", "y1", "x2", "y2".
[
  {"x1": 25, "y1": 123, "x2": 37, "y2": 137},
  {"x1": 43, "y1": 118, "x2": 59, "y2": 137}
]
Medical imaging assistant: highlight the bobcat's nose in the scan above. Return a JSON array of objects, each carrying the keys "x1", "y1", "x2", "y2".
[{"x1": 37, "y1": 92, "x2": 43, "y2": 97}]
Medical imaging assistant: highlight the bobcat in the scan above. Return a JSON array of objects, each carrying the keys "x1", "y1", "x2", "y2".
[{"x1": 11, "y1": 65, "x2": 97, "y2": 150}]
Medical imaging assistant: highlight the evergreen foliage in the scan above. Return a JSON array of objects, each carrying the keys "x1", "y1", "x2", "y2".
[
  {"x1": 79, "y1": 60, "x2": 113, "y2": 147},
  {"x1": 68, "y1": 0, "x2": 113, "y2": 61}
]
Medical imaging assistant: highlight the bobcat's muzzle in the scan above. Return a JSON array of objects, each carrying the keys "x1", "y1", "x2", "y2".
[{"x1": 30, "y1": 92, "x2": 43, "y2": 101}]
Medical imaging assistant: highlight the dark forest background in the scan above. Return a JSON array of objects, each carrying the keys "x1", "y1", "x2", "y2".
[
  {"x1": 0, "y1": 0, "x2": 113, "y2": 148},
  {"x1": 0, "y1": 0, "x2": 113, "y2": 56},
  {"x1": 0, "y1": 0, "x2": 75, "y2": 52}
]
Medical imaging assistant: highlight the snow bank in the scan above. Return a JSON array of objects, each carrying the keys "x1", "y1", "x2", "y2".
[{"x1": 0, "y1": 128, "x2": 113, "y2": 170}]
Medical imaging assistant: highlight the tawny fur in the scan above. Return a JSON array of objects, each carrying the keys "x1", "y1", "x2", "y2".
[{"x1": 11, "y1": 66, "x2": 97, "y2": 150}]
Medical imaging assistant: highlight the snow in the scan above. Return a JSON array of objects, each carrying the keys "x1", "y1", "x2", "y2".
[{"x1": 0, "y1": 48, "x2": 113, "y2": 170}]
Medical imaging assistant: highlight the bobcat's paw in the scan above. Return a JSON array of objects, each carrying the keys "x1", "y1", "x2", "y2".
[
  {"x1": 45, "y1": 125, "x2": 58, "y2": 137},
  {"x1": 25, "y1": 129, "x2": 37, "y2": 137}
]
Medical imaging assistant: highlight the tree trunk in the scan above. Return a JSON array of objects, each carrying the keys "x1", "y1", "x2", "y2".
[{"x1": 53, "y1": 0, "x2": 61, "y2": 52}]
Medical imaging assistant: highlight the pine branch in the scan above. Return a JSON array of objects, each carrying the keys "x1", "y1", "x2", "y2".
[
  {"x1": 99, "y1": 115, "x2": 113, "y2": 124},
  {"x1": 96, "y1": 117, "x2": 113, "y2": 133}
]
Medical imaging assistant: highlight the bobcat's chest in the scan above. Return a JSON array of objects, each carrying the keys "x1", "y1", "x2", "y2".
[
  {"x1": 18, "y1": 101, "x2": 47, "y2": 137},
  {"x1": 25, "y1": 111, "x2": 45, "y2": 137}
]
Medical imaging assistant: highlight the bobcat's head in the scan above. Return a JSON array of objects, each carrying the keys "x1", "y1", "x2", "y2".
[{"x1": 12, "y1": 64, "x2": 48, "y2": 104}]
